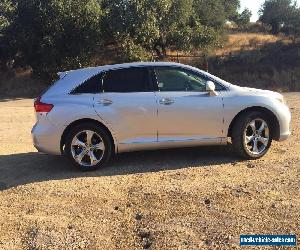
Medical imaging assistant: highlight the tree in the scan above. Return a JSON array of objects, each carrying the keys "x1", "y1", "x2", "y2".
[
  {"x1": 1, "y1": 0, "x2": 103, "y2": 79},
  {"x1": 0, "y1": 0, "x2": 14, "y2": 34},
  {"x1": 193, "y1": 0, "x2": 240, "y2": 29},
  {"x1": 1, "y1": 0, "x2": 242, "y2": 77},
  {"x1": 102, "y1": 0, "x2": 239, "y2": 60},
  {"x1": 259, "y1": 0, "x2": 296, "y2": 34},
  {"x1": 232, "y1": 8, "x2": 252, "y2": 27},
  {"x1": 281, "y1": 5, "x2": 300, "y2": 40},
  {"x1": 0, "y1": 0, "x2": 16, "y2": 68}
]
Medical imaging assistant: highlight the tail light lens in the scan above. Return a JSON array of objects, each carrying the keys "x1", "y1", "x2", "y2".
[{"x1": 34, "y1": 97, "x2": 53, "y2": 113}]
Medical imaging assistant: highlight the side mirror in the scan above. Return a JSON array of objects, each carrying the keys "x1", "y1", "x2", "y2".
[{"x1": 206, "y1": 81, "x2": 218, "y2": 96}]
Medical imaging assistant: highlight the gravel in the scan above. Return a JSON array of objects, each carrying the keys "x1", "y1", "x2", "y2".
[{"x1": 0, "y1": 93, "x2": 299, "y2": 249}]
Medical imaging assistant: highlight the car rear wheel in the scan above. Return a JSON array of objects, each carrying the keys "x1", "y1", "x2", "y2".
[
  {"x1": 65, "y1": 123, "x2": 112, "y2": 171},
  {"x1": 232, "y1": 111, "x2": 272, "y2": 159}
]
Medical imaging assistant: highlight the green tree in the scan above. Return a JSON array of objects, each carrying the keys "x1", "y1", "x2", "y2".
[
  {"x1": 1, "y1": 0, "x2": 242, "y2": 77},
  {"x1": 2, "y1": 0, "x2": 103, "y2": 79},
  {"x1": 102, "y1": 0, "x2": 239, "y2": 60},
  {"x1": 232, "y1": 8, "x2": 252, "y2": 27},
  {"x1": 0, "y1": 0, "x2": 16, "y2": 68},
  {"x1": 259, "y1": 0, "x2": 296, "y2": 34},
  {"x1": 281, "y1": 5, "x2": 300, "y2": 40},
  {"x1": 0, "y1": 0, "x2": 14, "y2": 32},
  {"x1": 193, "y1": 0, "x2": 240, "y2": 29}
]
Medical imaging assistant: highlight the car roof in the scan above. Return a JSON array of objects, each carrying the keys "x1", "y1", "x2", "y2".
[
  {"x1": 60, "y1": 61, "x2": 196, "y2": 76},
  {"x1": 98, "y1": 61, "x2": 188, "y2": 70}
]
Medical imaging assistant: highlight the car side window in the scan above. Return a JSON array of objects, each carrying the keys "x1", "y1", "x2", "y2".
[
  {"x1": 154, "y1": 67, "x2": 207, "y2": 92},
  {"x1": 103, "y1": 67, "x2": 150, "y2": 93},
  {"x1": 71, "y1": 73, "x2": 103, "y2": 94},
  {"x1": 154, "y1": 67, "x2": 225, "y2": 92}
]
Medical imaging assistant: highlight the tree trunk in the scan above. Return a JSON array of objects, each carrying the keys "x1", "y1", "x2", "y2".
[{"x1": 271, "y1": 22, "x2": 280, "y2": 34}]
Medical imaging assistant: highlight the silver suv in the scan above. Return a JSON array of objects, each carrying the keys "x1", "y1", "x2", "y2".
[{"x1": 32, "y1": 62, "x2": 291, "y2": 171}]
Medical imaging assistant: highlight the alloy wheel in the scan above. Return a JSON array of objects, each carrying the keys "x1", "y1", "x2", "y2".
[
  {"x1": 243, "y1": 118, "x2": 270, "y2": 155},
  {"x1": 71, "y1": 130, "x2": 105, "y2": 167}
]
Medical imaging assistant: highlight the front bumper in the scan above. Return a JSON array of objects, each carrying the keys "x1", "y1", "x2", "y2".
[
  {"x1": 277, "y1": 103, "x2": 291, "y2": 142},
  {"x1": 278, "y1": 132, "x2": 291, "y2": 142}
]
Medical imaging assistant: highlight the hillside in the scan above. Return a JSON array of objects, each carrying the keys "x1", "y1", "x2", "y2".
[
  {"x1": 0, "y1": 32, "x2": 300, "y2": 98},
  {"x1": 209, "y1": 32, "x2": 300, "y2": 91}
]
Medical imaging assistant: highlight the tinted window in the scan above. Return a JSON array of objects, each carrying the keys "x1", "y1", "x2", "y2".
[
  {"x1": 103, "y1": 67, "x2": 149, "y2": 93},
  {"x1": 155, "y1": 68, "x2": 207, "y2": 92},
  {"x1": 154, "y1": 67, "x2": 225, "y2": 92},
  {"x1": 71, "y1": 73, "x2": 102, "y2": 94}
]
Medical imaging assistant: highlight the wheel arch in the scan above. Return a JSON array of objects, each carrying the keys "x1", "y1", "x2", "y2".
[
  {"x1": 60, "y1": 118, "x2": 116, "y2": 154},
  {"x1": 227, "y1": 106, "x2": 280, "y2": 141}
]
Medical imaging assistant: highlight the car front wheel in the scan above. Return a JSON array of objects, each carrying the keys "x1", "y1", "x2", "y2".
[{"x1": 232, "y1": 111, "x2": 272, "y2": 159}]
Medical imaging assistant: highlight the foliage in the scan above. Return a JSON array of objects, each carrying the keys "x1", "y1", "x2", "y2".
[
  {"x1": 102, "y1": 0, "x2": 239, "y2": 59},
  {"x1": 280, "y1": 6, "x2": 300, "y2": 39},
  {"x1": 0, "y1": 0, "x2": 14, "y2": 31},
  {"x1": 194, "y1": 0, "x2": 240, "y2": 29},
  {"x1": 232, "y1": 8, "x2": 252, "y2": 27},
  {"x1": 259, "y1": 0, "x2": 297, "y2": 34},
  {"x1": 0, "y1": 0, "x2": 241, "y2": 79},
  {"x1": 1, "y1": 0, "x2": 102, "y2": 79},
  {"x1": 0, "y1": 0, "x2": 16, "y2": 67}
]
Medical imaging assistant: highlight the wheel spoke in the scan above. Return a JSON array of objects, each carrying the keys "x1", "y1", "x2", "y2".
[
  {"x1": 258, "y1": 121, "x2": 266, "y2": 135},
  {"x1": 94, "y1": 142, "x2": 105, "y2": 151},
  {"x1": 72, "y1": 137, "x2": 86, "y2": 148},
  {"x1": 75, "y1": 149, "x2": 88, "y2": 163},
  {"x1": 258, "y1": 136, "x2": 268, "y2": 146},
  {"x1": 246, "y1": 135, "x2": 254, "y2": 144},
  {"x1": 252, "y1": 140, "x2": 259, "y2": 153},
  {"x1": 88, "y1": 151, "x2": 98, "y2": 165},
  {"x1": 86, "y1": 131, "x2": 94, "y2": 144},
  {"x1": 249, "y1": 121, "x2": 256, "y2": 133}
]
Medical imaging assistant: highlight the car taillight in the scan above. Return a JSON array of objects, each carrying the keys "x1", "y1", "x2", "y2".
[{"x1": 34, "y1": 97, "x2": 54, "y2": 113}]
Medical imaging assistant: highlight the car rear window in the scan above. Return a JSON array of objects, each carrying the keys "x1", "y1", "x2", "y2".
[
  {"x1": 103, "y1": 67, "x2": 150, "y2": 93},
  {"x1": 71, "y1": 73, "x2": 103, "y2": 94}
]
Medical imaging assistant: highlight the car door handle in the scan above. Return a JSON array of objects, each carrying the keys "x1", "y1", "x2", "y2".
[
  {"x1": 159, "y1": 98, "x2": 174, "y2": 105},
  {"x1": 98, "y1": 99, "x2": 113, "y2": 106}
]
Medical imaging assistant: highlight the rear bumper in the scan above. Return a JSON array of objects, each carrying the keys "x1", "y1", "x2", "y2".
[{"x1": 31, "y1": 120, "x2": 65, "y2": 155}]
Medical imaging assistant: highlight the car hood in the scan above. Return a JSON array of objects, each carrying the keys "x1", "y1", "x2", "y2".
[{"x1": 231, "y1": 85, "x2": 283, "y2": 99}]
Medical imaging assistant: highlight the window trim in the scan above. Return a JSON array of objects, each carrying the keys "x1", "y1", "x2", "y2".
[
  {"x1": 151, "y1": 66, "x2": 228, "y2": 92},
  {"x1": 69, "y1": 65, "x2": 228, "y2": 95},
  {"x1": 101, "y1": 66, "x2": 154, "y2": 93}
]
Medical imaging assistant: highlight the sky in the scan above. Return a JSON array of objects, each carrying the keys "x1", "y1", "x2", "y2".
[
  {"x1": 240, "y1": 0, "x2": 264, "y2": 22},
  {"x1": 240, "y1": 0, "x2": 299, "y2": 22}
]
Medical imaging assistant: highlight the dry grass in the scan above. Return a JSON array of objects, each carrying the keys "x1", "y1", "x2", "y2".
[
  {"x1": 215, "y1": 33, "x2": 283, "y2": 56},
  {"x1": 207, "y1": 32, "x2": 300, "y2": 91}
]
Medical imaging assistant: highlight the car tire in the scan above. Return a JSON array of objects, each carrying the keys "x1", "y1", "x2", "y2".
[
  {"x1": 231, "y1": 111, "x2": 272, "y2": 159},
  {"x1": 65, "y1": 122, "x2": 113, "y2": 171}
]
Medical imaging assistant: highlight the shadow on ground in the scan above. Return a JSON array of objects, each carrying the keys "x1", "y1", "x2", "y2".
[
  {"x1": 0, "y1": 146, "x2": 241, "y2": 191},
  {"x1": 0, "y1": 97, "x2": 33, "y2": 103}
]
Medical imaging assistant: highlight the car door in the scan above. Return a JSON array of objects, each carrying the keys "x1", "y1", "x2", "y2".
[
  {"x1": 153, "y1": 66, "x2": 225, "y2": 144},
  {"x1": 93, "y1": 67, "x2": 158, "y2": 150}
]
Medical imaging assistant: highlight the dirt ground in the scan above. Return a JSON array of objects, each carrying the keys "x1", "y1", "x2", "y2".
[{"x1": 0, "y1": 94, "x2": 299, "y2": 249}]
